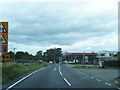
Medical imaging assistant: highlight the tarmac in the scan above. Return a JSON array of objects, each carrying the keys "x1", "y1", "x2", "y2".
[{"x1": 66, "y1": 64, "x2": 119, "y2": 87}]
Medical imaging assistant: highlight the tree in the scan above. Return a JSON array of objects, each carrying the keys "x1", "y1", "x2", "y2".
[
  {"x1": 15, "y1": 51, "x2": 25, "y2": 60},
  {"x1": 24, "y1": 52, "x2": 30, "y2": 60},
  {"x1": 44, "y1": 48, "x2": 62, "y2": 62},
  {"x1": 8, "y1": 51, "x2": 14, "y2": 60},
  {"x1": 29, "y1": 54, "x2": 34, "y2": 60},
  {"x1": 34, "y1": 50, "x2": 43, "y2": 60}
]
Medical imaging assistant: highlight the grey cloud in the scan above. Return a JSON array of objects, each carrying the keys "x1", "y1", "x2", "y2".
[{"x1": 1, "y1": 2, "x2": 117, "y2": 46}]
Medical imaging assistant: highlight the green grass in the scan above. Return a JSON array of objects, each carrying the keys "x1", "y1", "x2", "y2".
[
  {"x1": 0, "y1": 62, "x2": 2, "y2": 85},
  {"x1": 2, "y1": 62, "x2": 50, "y2": 84},
  {"x1": 72, "y1": 65, "x2": 120, "y2": 69}
]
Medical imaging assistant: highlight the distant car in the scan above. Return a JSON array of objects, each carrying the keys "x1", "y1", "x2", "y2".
[
  {"x1": 59, "y1": 62, "x2": 61, "y2": 63},
  {"x1": 39, "y1": 60, "x2": 42, "y2": 62},
  {"x1": 69, "y1": 60, "x2": 75, "y2": 64},
  {"x1": 62, "y1": 61, "x2": 68, "y2": 64},
  {"x1": 49, "y1": 61, "x2": 53, "y2": 63}
]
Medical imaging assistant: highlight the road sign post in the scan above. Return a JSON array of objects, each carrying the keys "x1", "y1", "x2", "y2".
[
  {"x1": 0, "y1": 22, "x2": 8, "y2": 53},
  {"x1": 0, "y1": 22, "x2": 10, "y2": 61}
]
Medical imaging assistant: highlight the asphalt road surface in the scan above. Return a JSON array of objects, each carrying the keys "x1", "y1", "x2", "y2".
[{"x1": 3, "y1": 64, "x2": 119, "y2": 90}]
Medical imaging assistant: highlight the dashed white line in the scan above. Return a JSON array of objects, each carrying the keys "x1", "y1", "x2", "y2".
[
  {"x1": 118, "y1": 87, "x2": 120, "y2": 90},
  {"x1": 105, "y1": 82, "x2": 111, "y2": 86},
  {"x1": 59, "y1": 65, "x2": 60, "y2": 69},
  {"x1": 54, "y1": 67, "x2": 56, "y2": 71},
  {"x1": 59, "y1": 66, "x2": 60, "y2": 71},
  {"x1": 6, "y1": 67, "x2": 45, "y2": 90},
  {"x1": 87, "y1": 75, "x2": 89, "y2": 77},
  {"x1": 90, "y1": 76, "x2": 94, "y2": 79},
  {"x1": 97, "y1": 79, "x2": 101, "y2": 82},
  {"x1": 63, "y1": 78, "x2": 71, "y2": 86},
  {"x1": 59, "y1": 71, "x2": 63, "y2": 76},
  {"x1": 83, "y1": 73, "x2": 86, "y2": 75}
]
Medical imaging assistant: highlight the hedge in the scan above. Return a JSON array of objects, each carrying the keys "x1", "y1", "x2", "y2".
[{"x1": 105, "y1": 60, "x2": 120, "y2": 67}]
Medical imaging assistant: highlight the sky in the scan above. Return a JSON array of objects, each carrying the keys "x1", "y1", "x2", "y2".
[{"x1": 0, "y1": 0, "x2": 119, "y2": 55}]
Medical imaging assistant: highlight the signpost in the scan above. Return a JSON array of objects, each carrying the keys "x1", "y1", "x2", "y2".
[
  {"x1": 0, "y1": 22, "x2": 8, "y2": 53},
  {"x1": 0, "y1": 22, "x2": 10, "y2": 61}
]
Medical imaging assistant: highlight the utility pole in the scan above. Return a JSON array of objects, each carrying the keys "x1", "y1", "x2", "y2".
[
  {"x1": 13, "y1": 48, "x2": 16, "y2": 54},
  {"x1": 13, "y1": 48, "x2": 16, "y2": 61},
  {"x1": 83, "y1": 51, "x2": 85, "y2": 66},
  {"x1": 54, "y1": 48, "x2": 56, "y2": 62}
]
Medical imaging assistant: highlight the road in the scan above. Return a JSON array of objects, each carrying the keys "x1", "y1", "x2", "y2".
[{"x1": 3, "y1": 64, "x2": 118, "y2": 90}]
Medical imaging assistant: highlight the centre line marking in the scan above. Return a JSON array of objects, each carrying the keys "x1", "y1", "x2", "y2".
[
  {"x1": 54, "y1": 67, "x2": 56, "y2": 71},
  {"x1": 118, "y1": 88, "x2": 120, "y2": 90},
  {"x1": 83, "y1": 73, "x2": 85, "y2": 75},
  {"x1": 105, "y1": 82, "x2": 111, "y2": 86},
  {"x1": 59, "y1": 71, "x2": 63, "y2": 76},
  {"x1": 63, "y1": 78, "x2": 71, "y2": 86},
  {"x1": 97, "y1": 79, "x2": 101, "y2": 82},
  {"x1": 91, "y1": 77, "x2": 94, "y2": 79},
  {"x1": 58, "y1": 66, "x2": 61, "y2": 71}
]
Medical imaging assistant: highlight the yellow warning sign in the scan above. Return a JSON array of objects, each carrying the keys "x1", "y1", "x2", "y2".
[
  {"x1": 0, "y1": 22, "x2": 8, "y2": 53},
  {"x1": 2, "y1": 54, "x2": 10, "y2": 61},
  {"x1": 0, "y1": 22, "x2": 8, "y2": 32}
]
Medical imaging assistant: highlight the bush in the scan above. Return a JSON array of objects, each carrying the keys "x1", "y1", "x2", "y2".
[{"x1": 105, "y1": 60, "x2": 120, "y2": 67}]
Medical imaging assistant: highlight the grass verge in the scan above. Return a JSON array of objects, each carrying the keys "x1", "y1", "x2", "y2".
[
  {"x1": 0, "y1": 62, "x2": 2, "y2": 85},
  {"x1": 72, "y1": 65, "x2": 120, "y2": 69},
  {"x1": 2, "y1": 61, "x2": 49, "y2": 84}
]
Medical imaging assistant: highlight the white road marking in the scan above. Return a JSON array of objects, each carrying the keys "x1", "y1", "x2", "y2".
[
  {"x1": 87, "y1": 75, "x2": 89, "y2": 77},
  {"x1": 59, "y1": 65, "x2": 60, "y2": 71},
  {"x1": 59, "y1": 65, "x2": 60, "y2": 69},
  {"x1": 118, "y1": 87, "x2": 120, "y2": 90},
  {"x1": 63, "y1": 78, "x2": 71, "y2": 86},
  {"x1": 83, "y1": 73, "x2": 86, "y2": 75},
  {"x1": 97, "y1": 79, "x2": 101, "y2": 82},
  {"x1": 91, "y1": 76, "x2": 94, "y2": 79},
  {"x1": 5, "y1": 67, "x2": 45, "y2": 90},
  {"x1": 105, "y1": 82, "x2": 111, "y2": 86},
  {"x1": 54, "y1": 67, "x2": 56, "y2": 71},
  {"x1": 59, "y1": 71, "x2": 63, "y2": 76}
]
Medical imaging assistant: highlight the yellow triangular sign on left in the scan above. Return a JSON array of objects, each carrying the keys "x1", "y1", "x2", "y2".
[
  {"x1": 0, "y1": 23, "x2": 7, "y2": 33},
  {"x1": 0, "y1": 34, "x2": 6, "y2": 44}
]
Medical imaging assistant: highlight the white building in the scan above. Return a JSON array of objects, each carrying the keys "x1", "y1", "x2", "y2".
[{"x1": 97, "y1": 51, "x2": 117, "y2": 61}]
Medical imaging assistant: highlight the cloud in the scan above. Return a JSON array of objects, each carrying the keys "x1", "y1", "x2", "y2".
[{"x1": 0, "y1": 0, "x2": 118, "y2": 54}]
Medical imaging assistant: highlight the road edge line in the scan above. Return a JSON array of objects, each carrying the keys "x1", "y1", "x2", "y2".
[{"x1": 6, "y1": 67, "x2": 45, "y2": 90}]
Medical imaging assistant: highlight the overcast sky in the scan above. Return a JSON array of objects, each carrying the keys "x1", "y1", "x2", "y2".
[{"x1": 0, "y1": 0, "x2": 118, "y2": 55}]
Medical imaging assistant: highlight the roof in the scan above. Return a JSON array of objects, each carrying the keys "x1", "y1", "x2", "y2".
[{"x1": 66, "y1": 53, "x2": 97, "y2": 55}]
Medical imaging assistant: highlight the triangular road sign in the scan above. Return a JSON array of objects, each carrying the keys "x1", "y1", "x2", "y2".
[
  {"x1": 0, "y1": 24, "x2": 7, "y2": 33},
  {"x1": 0, "y1": 34, "x2": 6, "y2": 43}
]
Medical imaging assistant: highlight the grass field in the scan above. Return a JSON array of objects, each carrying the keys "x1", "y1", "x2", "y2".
[
  {"x1": 72, "y1": 65, "x2": 120, "y2": 69},
  {"x1": 2, "y1": 61, "x2": 50, "y2": 84},
  {"x1": 0, "y1": 62, "x2": 2, "y2": 85}
]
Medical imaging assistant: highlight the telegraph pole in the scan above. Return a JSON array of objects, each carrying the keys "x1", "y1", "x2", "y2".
[
  {"x1": 83, "y1": 51, "x2": 85, "y2": 66},
  {"x1": 13, "y1": 48, "x2": 16, "y2": 54},
  {"x1": 13, "y1": 48, "x2": 16, "y2": 61}
]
